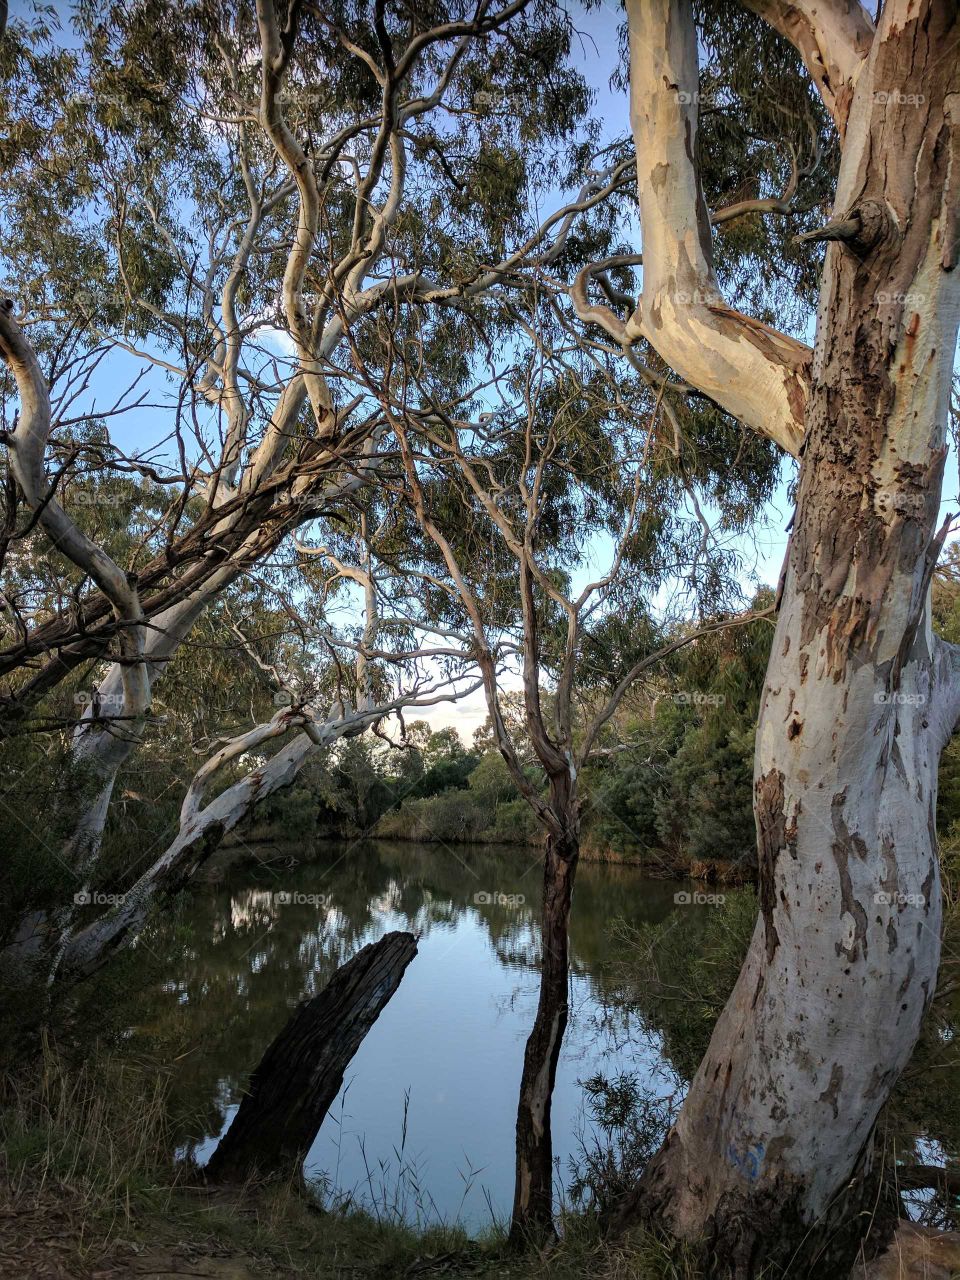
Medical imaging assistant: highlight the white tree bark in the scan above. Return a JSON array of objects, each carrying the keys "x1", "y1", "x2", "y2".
[
  {"x1": 741, "y1": 0, "x2": 874, "y2": 134},
  {"x1": 624, "y1": 0, "x2": 812, "y2": 458},
  {"x1": 0, "y1": 302, "x2": 151, "y2": 742},
  {"x1": 615, "y1": 0, "x2": 960, "y2": 1269}
]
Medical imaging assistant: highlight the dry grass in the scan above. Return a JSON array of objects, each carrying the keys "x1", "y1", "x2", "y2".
[{"x1": 0, "y1": 1041, "x2": 713, "y2": 1278}]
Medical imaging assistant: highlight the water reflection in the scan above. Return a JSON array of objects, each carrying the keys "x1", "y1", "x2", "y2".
[{"x1": 136, "y1": 839, "x2": 687, "y2": 1226}]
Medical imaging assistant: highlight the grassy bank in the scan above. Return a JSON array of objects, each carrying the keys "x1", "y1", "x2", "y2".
[{"x1": 0, "y1": 1044, "x2": 708, "y2": 1280}]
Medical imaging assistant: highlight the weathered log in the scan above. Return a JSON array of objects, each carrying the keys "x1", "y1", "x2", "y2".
[
  {"x1": 205, "y1": 930, "x2": 417, "y2": 1183},
  {"x1": 893, "y1": 1164, "x2": 960, "y2": 1198}
]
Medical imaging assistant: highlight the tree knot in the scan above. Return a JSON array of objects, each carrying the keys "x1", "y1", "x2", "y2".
[{"x1": 794, "y1": 200, "x2": 897, "y2": 257}]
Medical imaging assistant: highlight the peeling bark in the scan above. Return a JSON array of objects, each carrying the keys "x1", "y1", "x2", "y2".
[
  {"x1": 741, "y1": 0, "x2": 874, "y2": 134},
  {"x1": 625, "y1": 0, "x2": 811, "y2": 458},
  {"x1": 616, "y1": 0, "x2": 960, "y2": 1272}
]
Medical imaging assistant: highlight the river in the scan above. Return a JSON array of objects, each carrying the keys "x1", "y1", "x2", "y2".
[
  {"x1": 129, "y1": 835, "x2": 960, "y2": 1231},
  {"x1": 131, "y1": 837, "x2": 709, "y2": 1229}
]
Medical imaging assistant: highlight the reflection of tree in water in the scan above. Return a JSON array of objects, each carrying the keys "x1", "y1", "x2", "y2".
[
  {"x1": 138, "y1": 837, "x2": 960, "y2": 1225},
  {"x1": 134, "y1": 840, "x2": 683, "y2": 1162},
  {"x1": 606, "y1": 888, "x2": 960, "y2": 1230}
]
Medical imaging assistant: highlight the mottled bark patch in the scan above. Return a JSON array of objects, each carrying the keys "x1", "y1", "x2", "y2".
[
  {"x1": 784, "y1": 802, "x2": 800, "y2": 859},
  {"x1": 817, "y1": 1063, "x2": 844, "y2": 1120},
  {"x1": 831, "y1": 795, "x2": 869, "y2": 962},
  {"x1": 756, "y1": 769, "x2": 786, "y2": 962}
]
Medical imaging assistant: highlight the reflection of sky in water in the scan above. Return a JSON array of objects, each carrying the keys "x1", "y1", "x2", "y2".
[
  {"x1": 184, "y1": 865, "x2": 677, "y2": 1230},
  {"x1": 899, "y1": 1135, "x2": 951, "y2": 1224}
]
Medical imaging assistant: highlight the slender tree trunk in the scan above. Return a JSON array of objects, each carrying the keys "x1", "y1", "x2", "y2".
[
  {"x1": 207, "y1": 932, "x2": 417, "y2": 1183},
  {"x1": 509, "y1": 827, "x2": 578, "y2": 1246},
  {"x1": 617, "y1": 2, "x2": 960, "y2": 1272}
]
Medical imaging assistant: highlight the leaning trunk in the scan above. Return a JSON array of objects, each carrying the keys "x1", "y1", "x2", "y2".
[
  {"x1": 619, "y1": 2, "x2": 960, "y2": 1272},
  {"x1": 207, "y1": 932, "x2": 417, "y2": 1183},
  {"x1": 509, "y1": 827, "x2": 578, "y2": 1246},
  {"x1": 58, "y1": 730, "x2": 321, "y2": 982}
]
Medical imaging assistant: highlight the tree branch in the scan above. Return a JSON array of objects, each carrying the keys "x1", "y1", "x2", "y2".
[
  {"x1": 623, "y1": 0, "x2": 811, "y2": 458},
  {"x1": 740, "y1": 0, "x2": 874, "y2": 136}
]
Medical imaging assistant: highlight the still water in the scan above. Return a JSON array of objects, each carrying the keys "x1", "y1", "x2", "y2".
[{"x1": 135, "y1": 839, "x2": 707, "y2": 1228}]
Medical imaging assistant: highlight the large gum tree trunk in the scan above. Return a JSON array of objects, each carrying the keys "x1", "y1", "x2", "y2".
[
  {"x1": 508, "y1": 827, "x2": 578, "y2": 1246},
  {"x1": 617, "y1": 1, "x2": 960, "y2": 1273}
]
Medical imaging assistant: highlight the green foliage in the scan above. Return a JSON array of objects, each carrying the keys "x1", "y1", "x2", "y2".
[
  {"x1": 468, "y1": 751, "x2": 518, "y2": 807},
  {"x1": 568, "y1": 1074, "x2": 677, "y2": 1220},
  {"x1": 653, "y1": 721, "x2": 756, "y2": 868},
  {"x1": 581, "y1": 604, "x2": 773, "y2": 872},
  {"x1": 611, "y1": 888, "x2": 759, "y2": 1082},
  {"x1": 368, "y1": 730, "x2": 541, "y2": 845}
]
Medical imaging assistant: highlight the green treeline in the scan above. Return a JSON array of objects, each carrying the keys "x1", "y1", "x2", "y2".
[
  {"x1": 253, "y1": 553, "x2": 960, "y2": 884},
  {"x1": 252, "y1": 595, "x2": 770, "y2": 879}
]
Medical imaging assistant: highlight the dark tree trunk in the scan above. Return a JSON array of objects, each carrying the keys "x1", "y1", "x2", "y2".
[
  {"x1": 508, "y1": 829, "x2": 578, "y2": 1246},
  {"x1": 206, "y1": 930, "x2": 417, "y2": 1183}
]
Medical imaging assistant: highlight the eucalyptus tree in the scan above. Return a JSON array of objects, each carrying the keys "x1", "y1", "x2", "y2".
[
  {"x1": 562, "y1": 0, "x2": 960, "y2": 1272},
  {"x1": 58, "y1": 558, "x2": 483, "y2": 981},
  {"x1": 0, "y1": 0, "x2": 603, "y2": 983},
  {"x1": 327, "y1": 294, "x2": 781, "y2": 1242}
]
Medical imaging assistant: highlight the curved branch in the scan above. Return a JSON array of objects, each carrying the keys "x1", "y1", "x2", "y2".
[
  {"x1": 257, "y1": 0, "x2": 331, "y2": 433},
  {"x1": 0, "y1": 302, "x2": 150, "y2": 733},
  {"x1": 740, "y1": 0, "x2": 874, "y2": 136},
  {"x1": 624, "y1": 0, "x2": 810, "y2": 459},
  {"x1": 570, "y1": 255, "x2": 643, "y2": 342},
  {"x1": 179, "y1": 705, "x2": 307, "y2": 825}
]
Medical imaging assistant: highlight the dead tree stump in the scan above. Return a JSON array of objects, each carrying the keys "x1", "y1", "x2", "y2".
[{"x1": 206, "y1": 930, "x2": 417, "y2": 1183}]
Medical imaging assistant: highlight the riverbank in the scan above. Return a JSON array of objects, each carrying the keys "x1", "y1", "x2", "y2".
[
  {"x1": 0, "y1": 1047, "x2": 689, "y2": 1279},
  {"x1": 5, "y1": 839, "x2": 958, "y2": 1278},
  {"x1": 4, "y1": 1047, "x2": 956, "y2": 1279},
  {"x1": 220, "y1": 827, "x2": 757, "y2": 885}
]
